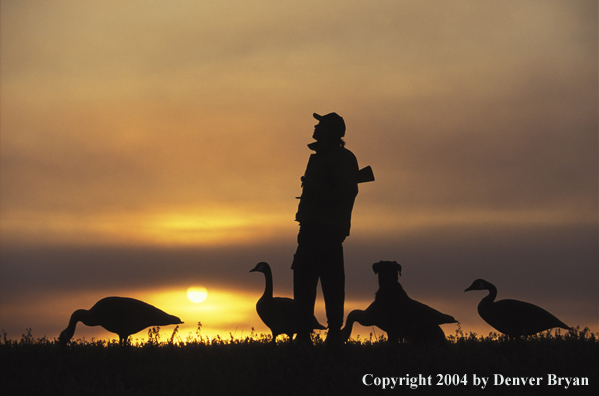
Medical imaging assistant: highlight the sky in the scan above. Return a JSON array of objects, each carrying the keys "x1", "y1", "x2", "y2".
[{"x1": 1, "y1": 0, "x2": 597, "y2": 343}]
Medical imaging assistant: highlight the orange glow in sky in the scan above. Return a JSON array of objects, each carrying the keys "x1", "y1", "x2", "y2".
[{"x1": 1, "y1": 0, "x2": 596, "y2": 342}]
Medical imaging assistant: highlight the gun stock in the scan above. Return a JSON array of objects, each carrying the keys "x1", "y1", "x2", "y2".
[{"x1": 357, "y1": 166, "x2": 375, "y2": 183}]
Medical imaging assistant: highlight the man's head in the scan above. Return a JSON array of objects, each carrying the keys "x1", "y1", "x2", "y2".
[{"x1": 313, "y1": 112, "x2": 346, "y2": 143}]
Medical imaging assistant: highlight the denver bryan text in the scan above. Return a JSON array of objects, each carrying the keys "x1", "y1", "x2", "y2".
[{"x1": 474, "y1": 374, "x2": 589, "y2": 389}]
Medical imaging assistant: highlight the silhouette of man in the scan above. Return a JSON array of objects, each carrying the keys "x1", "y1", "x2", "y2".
[{"x1": 292, "y1": 112, "x2": 359, "y2": 345}]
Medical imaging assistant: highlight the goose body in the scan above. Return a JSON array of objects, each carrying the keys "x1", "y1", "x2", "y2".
[
  {"x1": 59, "y1": 297, "x2": 183, "y2": 346},
  {"x1": 465, "y1": 279, "x2": 570, "y2": 337},
  {"x1": 341, "y1": 261, "x2": 457, "y2": 344},
  {"x1": 250, "y1": 262, "x2": 325, "y2": 342}
]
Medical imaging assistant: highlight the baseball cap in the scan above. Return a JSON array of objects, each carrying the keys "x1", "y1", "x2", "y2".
[{"x1": 313, "y1": 112, "x2": 346, "y2": 137}]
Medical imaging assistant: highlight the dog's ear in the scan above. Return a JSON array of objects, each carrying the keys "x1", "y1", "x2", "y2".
[{"x1": 393, "y1": 261, "x2": 402, "y2": 276}]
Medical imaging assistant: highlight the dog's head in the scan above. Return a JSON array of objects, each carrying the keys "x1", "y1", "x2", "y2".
[{"x1": 372, "y1": 261, "x2": 402, "y2": 285}]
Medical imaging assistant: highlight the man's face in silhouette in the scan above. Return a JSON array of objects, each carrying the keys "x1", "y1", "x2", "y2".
[{"x1": 313, "y1": 122, "x2": 334, "y2": 143}]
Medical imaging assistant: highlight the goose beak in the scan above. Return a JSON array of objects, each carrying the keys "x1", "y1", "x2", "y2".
[
  {"x1": 250, "y1": 262, "x2": 265, "y2": 273},
  {"x1": 465, "y1": 279, "x2": 482, "y2": 292}
]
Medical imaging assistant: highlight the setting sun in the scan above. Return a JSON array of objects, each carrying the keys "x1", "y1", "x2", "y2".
[{"x1": 187, "y1": 287, "x2": 208, "y2": 304}]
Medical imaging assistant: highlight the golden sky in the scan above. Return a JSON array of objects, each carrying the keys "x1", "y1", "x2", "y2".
[{"x1": 1, "y1": 0, "x2": 597, "y2": 341}]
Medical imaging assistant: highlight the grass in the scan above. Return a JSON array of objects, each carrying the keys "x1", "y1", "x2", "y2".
[{"x1": 1, "y1": 325, "x2": 597, "y2": 396}]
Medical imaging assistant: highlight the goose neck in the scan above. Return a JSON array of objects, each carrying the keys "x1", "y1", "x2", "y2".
[
  {"x1": 482, "y1": 283, "x2": 497, "y2": 304},
  {"x1": 67, "y1": 309, "x2": 88, "y2": 332},
  {"x1": 262, "y1": 269, "x2": 273, "y2": 299}
]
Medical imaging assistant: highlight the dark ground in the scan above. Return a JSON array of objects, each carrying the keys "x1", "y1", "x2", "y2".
[{"x1": 1, "y1": 327, "x2": 597, "y2": 396}]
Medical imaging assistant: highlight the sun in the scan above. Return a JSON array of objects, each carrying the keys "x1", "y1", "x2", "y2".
[{"x1": 187, "y1": 286, "x2": 208, "y2": 303}]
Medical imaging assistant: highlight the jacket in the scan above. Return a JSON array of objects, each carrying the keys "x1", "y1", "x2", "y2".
[{"x1": 295, "y1": 142, "x2": 359, "y2": 236}]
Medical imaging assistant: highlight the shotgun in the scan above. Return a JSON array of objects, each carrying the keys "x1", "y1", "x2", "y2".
[{"x1": 357, "y1": 166, "x2": 375, "y2": 184}]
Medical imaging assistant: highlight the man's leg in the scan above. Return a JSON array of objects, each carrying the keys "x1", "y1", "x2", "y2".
[
  {"x1": 292, "y1": 226, "x2": 320, "y2": 343},
  {"x1": 320, "y1": 242, "x2": 345, "y2": 343},
  {"x1": 319, "y1": 228, "x2": 346, "y2": 344}
]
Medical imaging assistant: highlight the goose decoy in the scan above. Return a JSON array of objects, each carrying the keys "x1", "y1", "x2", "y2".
[
  {"x1": 250, "y1": 262, "x2": 325, "y2": 343},
  {"x1": 58, "y1": 297, "x2": 183, "y2": 346},
  {"x1": 341, "y1": 261, "x2": 457, "y2": 344},
  {"x1": 465, "y1": 279, "x2": 570, "y2": 337}
]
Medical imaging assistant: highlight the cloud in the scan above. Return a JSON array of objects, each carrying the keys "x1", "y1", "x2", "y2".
[
  {"x1": 1, "y1": 1, "x2": 596, "y2": 339},
  {"x1": 2, "y1": 0, "x2": 596, "y2": 248},
  {"x1": 1, "y1": 220, "x2": 596, "y2": 339}
]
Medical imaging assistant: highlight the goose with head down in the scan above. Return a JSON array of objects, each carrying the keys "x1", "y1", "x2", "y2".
[{"x1": 58, "y1": 296, "x2": 183, "y2": 346}]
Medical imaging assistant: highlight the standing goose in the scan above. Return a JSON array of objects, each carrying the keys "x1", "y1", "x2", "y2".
[
  {"x1": 465, "y1": 279, "x2": 570, "y2": 337},
  {"x1": 58, "y1": 297, "x2": 183, "y2": 346},
  {"x1": 250, "y1": 262, "x2": 325, "y2": 343}
]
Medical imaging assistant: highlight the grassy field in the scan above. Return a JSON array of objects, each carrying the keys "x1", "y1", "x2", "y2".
[{"x1": 1, "y1": 325, "x2": 597, "y2": 396}]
